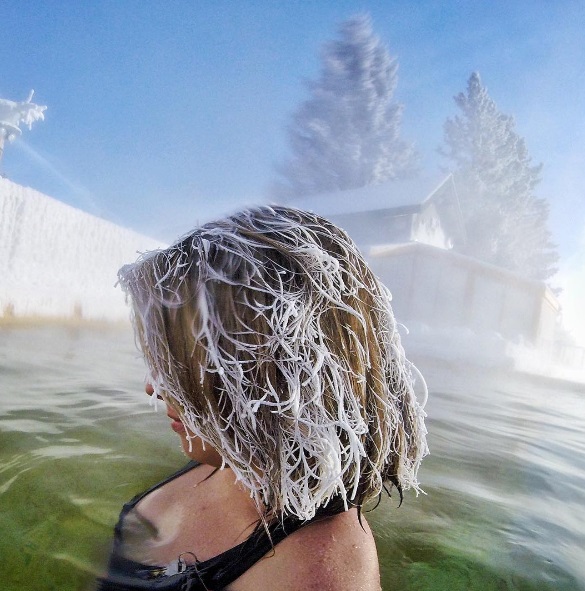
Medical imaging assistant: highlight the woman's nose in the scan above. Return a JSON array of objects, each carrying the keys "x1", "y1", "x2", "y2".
[{"x1": 145, "y1": 383, "x2": 164, "y2": 400}]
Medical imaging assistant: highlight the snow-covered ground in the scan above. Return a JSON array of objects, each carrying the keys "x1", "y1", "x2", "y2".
[{"x1": 0, "y1": 177, "x2": 164, "y2": 321}]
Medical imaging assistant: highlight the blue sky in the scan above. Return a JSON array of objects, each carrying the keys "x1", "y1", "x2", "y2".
[{"x1": 2, "y1": 0, "x2": 584, "y2": 261}]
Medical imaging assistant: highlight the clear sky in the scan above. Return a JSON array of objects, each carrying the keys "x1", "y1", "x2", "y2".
[{"x1": 2, "y1": 2, "x2": 584, "y2": 257}]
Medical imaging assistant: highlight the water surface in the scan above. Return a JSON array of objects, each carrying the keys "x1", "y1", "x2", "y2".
[{"x1": 1, "y1": 326, "x2": 583, "y2": 590}]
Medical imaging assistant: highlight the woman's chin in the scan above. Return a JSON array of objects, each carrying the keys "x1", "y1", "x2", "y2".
[{"x1": 177, "y1": 431, "x2": 223, "y2": 467}]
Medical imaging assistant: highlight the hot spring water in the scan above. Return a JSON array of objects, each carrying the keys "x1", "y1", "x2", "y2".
[{"x1": 1, "y1": 325, "x2": 584, "y2": 590}]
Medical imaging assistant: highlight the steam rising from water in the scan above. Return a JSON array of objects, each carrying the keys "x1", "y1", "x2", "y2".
[{"x1": 558, "y1": 225, "x2": 585, "y2": 346}]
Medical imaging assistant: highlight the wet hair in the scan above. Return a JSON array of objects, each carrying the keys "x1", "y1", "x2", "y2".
[{"x1": 118, "y1": 205, "x2": 428, "y2": 521}]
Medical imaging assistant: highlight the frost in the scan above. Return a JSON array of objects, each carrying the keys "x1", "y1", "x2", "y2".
[
  {"x1": 0, "y1": 177, "x2": 163, "y2": 320},
  {"x1": 118, "y1": 205, "x2": 428, "y2": 520}
]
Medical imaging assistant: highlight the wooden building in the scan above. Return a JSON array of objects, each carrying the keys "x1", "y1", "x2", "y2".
[
  {"x1": 289, "y1": 175, "x2": 559, "y2": 346},
  {"x1": 292, "y1": 175, "x2": 465, "y2": 250},
  {"x1": 368, "y1": 242, "x2": 560, "y2": 346}
]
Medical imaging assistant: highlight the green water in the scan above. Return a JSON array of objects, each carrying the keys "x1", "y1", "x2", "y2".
[{"x1": 1, "y1": 326, "x2": 584, "y2": 590}]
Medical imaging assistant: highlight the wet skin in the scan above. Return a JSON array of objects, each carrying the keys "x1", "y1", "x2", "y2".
[
  {"x1": 141, "y1": 383, "x2": 381, "y2": 590},
  {"x1": 144, "y1": 383, "x2": 223, "y2": 467}
]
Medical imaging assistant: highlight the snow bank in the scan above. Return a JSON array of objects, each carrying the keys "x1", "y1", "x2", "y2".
[{"x1": 0, "y1": 177, "x2": 164, "y2": 321}]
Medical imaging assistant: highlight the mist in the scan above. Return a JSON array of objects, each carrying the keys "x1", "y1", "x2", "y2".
[{"x1": 558, "y1": 227, "x2": 585, "y2": 346}]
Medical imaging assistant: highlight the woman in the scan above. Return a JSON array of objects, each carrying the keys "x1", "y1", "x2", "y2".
[{"x1": 98, "y1": 205, "x2": 427, "y2": 590}]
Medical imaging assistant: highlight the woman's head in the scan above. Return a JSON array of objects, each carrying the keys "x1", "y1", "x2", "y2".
[{"x1": 118, "y1": 205, "x2": 427, "y2": 520}]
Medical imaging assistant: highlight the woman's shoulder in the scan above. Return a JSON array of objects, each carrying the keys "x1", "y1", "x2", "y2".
[{"x1": 229, "y1": 509, "x2": 381, "y2": 591}]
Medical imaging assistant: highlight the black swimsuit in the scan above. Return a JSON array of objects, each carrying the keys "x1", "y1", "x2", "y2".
[{"x1": 95, "y1": 462, "x2": 310, "y2": 591}]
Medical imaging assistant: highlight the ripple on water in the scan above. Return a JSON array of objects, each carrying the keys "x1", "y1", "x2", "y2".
[
  {"x1": 32, "y1": 445, "x2": 112, "y2": 459},
  {"x1": 2, "y1": 327, "x2": 585, "y2": 590},
  {"x1": 0, "y1": 419, "x2": 63, "y2": 434}
]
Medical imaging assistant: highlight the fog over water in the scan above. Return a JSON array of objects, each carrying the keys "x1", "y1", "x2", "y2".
[{"x1": 557, "y1": 230, "x2": 585, "y2": 346}]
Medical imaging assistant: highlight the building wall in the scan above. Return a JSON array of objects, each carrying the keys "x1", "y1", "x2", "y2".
[
  {"x1": 0, "y1": 178, "x2": 163, "y2": 321},
  {"x1": 367, "y1": 243, "x2": 559, "y2": 345}
]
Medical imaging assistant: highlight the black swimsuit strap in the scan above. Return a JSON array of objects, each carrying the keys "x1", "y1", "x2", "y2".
[
  {"x1": 183, "y1": 514, "x2": 307, "y2": 589},
  {"x1": 122, "y1": 461, "x2": 201, "y2": 513},
  {"x1": 97, "y1": 463, "x2": 342, "y2": 590},
  {"x1": 110, "y1": 461, "x2": 201, "y2": 556},
  {"x1": 182, "y1": 499, "x2": 346, "y2": 589},
  {"x1": 98, "y1": 514, "x2": 307, "y2": 591}
]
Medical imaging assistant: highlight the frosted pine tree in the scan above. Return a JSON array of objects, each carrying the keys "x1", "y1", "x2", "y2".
[
  {"x1": 442, "y1": 72, "x2": 558, "y2": 282},
  {"x1": 273, "y1": 14, "x2": 417, "y2": 199}
]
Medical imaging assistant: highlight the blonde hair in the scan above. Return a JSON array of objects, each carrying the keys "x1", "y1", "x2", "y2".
[{"x1": 118, "y1": 206, "x2": 427, "y2": 520}]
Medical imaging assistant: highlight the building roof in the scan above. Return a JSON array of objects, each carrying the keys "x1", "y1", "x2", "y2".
[
  {"x1": 369, "y1": 241, "x2": 559, "y2": 306},
  {"x1": 286, "y1": 175, "x2": 453, "y2": 217}
]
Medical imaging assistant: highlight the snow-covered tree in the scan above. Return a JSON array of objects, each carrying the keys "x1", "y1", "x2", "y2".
[
  {"x1": 441, "y1": 72, "x2": 558, "y2": 282},
  {"x1": 273, "y1": 14, "x2": 417, "y2": 200}
]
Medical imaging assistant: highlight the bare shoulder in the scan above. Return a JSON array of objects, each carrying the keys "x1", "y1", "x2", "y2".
[{"x1": 230, "y1": 509, "x2": 381, "y2": 591}]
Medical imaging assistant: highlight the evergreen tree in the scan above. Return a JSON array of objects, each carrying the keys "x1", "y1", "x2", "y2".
[
  {"x1": 273, "y1": 14, "x2": 417, "y2": 199},
  {"x1": 441, "y1": 72, "x2": 558, "y2": 282}
]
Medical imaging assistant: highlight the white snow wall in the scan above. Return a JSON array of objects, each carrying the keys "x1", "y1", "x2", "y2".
[{"x1": 0, "y1": 177, "x2": 164, "y2": 321}]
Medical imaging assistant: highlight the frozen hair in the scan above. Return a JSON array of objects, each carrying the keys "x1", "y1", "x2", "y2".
[{"x1": 118, "y1": 205, "x2": 427, "y2": 521}]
